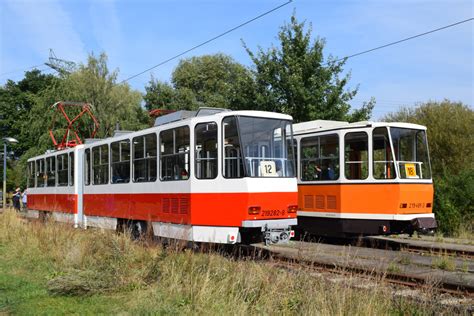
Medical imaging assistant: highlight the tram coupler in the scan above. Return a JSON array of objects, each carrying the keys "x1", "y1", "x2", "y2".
[
  {"x1": 263, "y1": 225, "x2": 294, "y2": 245},
  {"x1": 411, "y1": 217, "x2": 437, "y2": 235}
]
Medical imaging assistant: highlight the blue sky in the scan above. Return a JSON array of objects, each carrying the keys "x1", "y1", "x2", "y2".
[{"x1": 1, "y1": 0, "x2": 473, "y2": 119}]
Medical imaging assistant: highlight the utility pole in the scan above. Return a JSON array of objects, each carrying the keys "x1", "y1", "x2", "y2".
[
  {"x1": 2, "y1": 137, "x2": 18, "y2": 211},
  {"x1": 44, "y1": 49, "x2": 76, "y2": 75}
]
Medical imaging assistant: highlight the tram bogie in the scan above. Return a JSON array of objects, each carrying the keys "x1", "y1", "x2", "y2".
[
  {"x1": 293, "y1": 120, "x2": 437, "y2": 237},
  {"x1": 27, "y1": 109, "x2": 298, "y2": 245}
]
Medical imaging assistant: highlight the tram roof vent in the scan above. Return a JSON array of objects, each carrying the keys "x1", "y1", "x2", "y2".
[
  {"x1": 293, "y1": 120, "x2": 350, "y2": 133},
  {"x1": 154, "y1": 110, "x2": 196, "y2": 127},
  {"x1": 113, "y1": 130, "x2": 134, "y2": 137},
  {"x1": 196, "y1": 107, "x2": 230, "y2": 117},
  {"x1": 84, "y1": 138, "x2": 102, "y2": 144}
]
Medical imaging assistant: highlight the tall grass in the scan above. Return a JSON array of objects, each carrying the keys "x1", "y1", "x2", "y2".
[{"x1": 0, "y1": 210, "x2": 457, "y2": 315}]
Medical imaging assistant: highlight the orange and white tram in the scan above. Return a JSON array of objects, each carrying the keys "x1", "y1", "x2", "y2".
[
  {"x1": 26, "y1": 108, "x2": 298, "y2": 245},
  {"x1": 293, "y1": 120, "x2": 437, "y2": 237}
]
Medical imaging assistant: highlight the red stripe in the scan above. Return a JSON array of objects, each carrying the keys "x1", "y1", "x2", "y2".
[
  {"x1": 29, "y1": 192, "x2": 297, "y2": 227},
  {"x1": 29, "y1": 194, "x2": 77, "y2": 213}
]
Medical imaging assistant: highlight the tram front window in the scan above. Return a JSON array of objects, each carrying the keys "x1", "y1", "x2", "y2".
[
  {"x1": 390, "y1": 128, "x2": 431, "y2": 179},
  {"x1": 223, "y1": 116, "x2": 295, "y2": 178}
]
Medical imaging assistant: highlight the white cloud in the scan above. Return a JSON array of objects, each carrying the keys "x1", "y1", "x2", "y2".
[{"x1": 4, "y1": 0, "x2": 86, "y2": 63}]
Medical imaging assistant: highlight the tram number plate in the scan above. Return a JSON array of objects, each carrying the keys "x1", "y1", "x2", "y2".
[
  {"x1": 261, "y1": 209, "x2": 286, "y2": 217},
  {"x1": 405, "y1": 163, "x2": 418, "y2": 178},
  {"x1": 260, "y1": 161, "x2": 277, "y2": 177}
]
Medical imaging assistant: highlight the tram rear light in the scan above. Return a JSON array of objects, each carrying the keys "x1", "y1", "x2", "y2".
[
  {"x1": 400, "y1": 203, "x2": 407, "y2": 209},
  {"x1": 287, "y1": 205, "x2": 298, "y2": 213},
  {"x1": 426, "y1": 203, "x2": 432, "y2": 208},
  {"x1": 248, "y1": 206, "x2": 261, "y2": 215},
  {"x1": 290, "y1": 230, "x2": 295, "y2": 238}
]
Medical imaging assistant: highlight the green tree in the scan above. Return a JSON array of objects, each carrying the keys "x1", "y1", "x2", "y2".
[
  {"x1": 383, "y1": 100, "x2": 474, "y2": 235},
  {"x1": 0, "y1": 70, "x2": 58, "y2": 156},
  {"x1": 144, "y1": 79, "x2": 198, "y2": 111},
  {"x1": 144, "y1": 54, "x2": 255, "y2": 111},
  {"x1": 243, "y1": 14, "x2": 374, "y2": 123},
  {"x1": 8, "y1": 53, "x2": 148, "y2": 190},
  {"x1": 61, "y1": 53, "x2": 148, "y2": 137}
]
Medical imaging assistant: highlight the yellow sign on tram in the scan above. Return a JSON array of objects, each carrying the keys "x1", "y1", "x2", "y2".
[{"x1": 405, "y1": 163, "x2": 418, "y2": 178}]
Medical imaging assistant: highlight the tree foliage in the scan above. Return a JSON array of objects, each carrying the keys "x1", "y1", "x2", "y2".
[
  {"x1": 1, "y1": 53, "x2": 147, "y2": 191},
  {"x1": 243, "y1": 14, "x2": 374, "y2": 123},
  {"x1": 0, "y1": 70, "x2": 58, "y2": 156},
  {"x1": 383, "y1": 100, "x2": 474, "y2": 235},
  {"x1": 144, "y1": 54, "x2": 254, "y2": 111}
]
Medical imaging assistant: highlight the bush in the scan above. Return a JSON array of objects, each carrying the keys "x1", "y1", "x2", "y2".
[{"x1": 433, "y1": 169, "x2": 474, "y2": 236}]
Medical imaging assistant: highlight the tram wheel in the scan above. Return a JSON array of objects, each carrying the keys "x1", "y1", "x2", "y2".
[{"x1": 130, "y1": 221, "x2": 148, "y2": 240}]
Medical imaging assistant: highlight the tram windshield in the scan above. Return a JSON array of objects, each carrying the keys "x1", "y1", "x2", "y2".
[
  {"x1": 223, "y1": 116, "x2": 295, "y2": 178},
  {"x1": 390, "y1": 128, "x2": 431, "y2": 179}
]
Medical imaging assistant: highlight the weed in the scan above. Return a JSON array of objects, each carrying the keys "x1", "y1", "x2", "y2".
[
  {"x1": 0, "y1": 210, "x2": 467, "y2": 315},
  {"x1": 387, "y1": 262, "x2": 401, "y2": 274},
  {"x1": 431, "y1": 257, "x2": 456, "y2": 271}
]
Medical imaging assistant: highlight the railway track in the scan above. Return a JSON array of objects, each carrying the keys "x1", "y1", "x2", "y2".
[
  {"x1": 247, "y1": 241, "x2": 474, "y2": 298},
  {"x1": 363, "y1": 236, "x2": 474, "y2": 260}
]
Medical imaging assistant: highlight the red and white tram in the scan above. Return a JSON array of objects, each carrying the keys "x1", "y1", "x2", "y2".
[
  {"x1": 293, "y1": 120, "x2": 437, "y2": 237},
  {"x1": 27, "y1": 108, "x2": 298, "y2": 244}
]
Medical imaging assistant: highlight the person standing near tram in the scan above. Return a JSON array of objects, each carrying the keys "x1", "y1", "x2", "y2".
[
  {"x1": 22, "y1": 189, "x2": 27, "y2": 211},
  {"x1": 12, "y1": 188, "x2": 21, "y2": 212}
]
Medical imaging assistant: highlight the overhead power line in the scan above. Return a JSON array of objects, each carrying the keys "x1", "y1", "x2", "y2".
[
  {"x1": 120, "y1": 0, "x2": 293, "y2": 83},
  {"x1": 0, "y1": 64, "x2": 45, "y2": 77},
  {"x1": 334, "y1": 17, "x2": 473, "y2": 63}
]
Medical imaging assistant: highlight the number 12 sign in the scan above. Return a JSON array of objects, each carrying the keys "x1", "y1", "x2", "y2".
[{"x1": 260, "y1": 161, "x2": 277, "y2": 177}]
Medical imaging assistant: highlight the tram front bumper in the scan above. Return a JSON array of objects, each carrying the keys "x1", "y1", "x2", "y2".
[{"x1": 241, "y1": 218, "x2": 297, "y2": 229}]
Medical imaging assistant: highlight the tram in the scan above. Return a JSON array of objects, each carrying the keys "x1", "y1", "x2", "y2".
[
  {"x1": 293, "y1": 120, "x2": 437, "y2": 237},
  {"x1": 26, "y1": 108, "x2": 298, "y2": 245}
]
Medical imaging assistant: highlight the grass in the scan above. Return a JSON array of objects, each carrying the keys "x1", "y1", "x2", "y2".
[
  {"x1": 431, "y1": 256, "x2": 457, "y2": 272},
  {"x1": 0, "y1": 210, "x2": 462, "y2": 315}
]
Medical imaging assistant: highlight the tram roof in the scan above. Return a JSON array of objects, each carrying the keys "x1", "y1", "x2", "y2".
[
  {"x1": 293, "y1": 120, "x2": 427, "y2": 134},
  {"x1": 28, "y1": 110, "x2": 293, "y2": 160}
]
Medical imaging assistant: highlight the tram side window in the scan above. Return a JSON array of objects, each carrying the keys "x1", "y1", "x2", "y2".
[
  {"x1": 223, "y1": 117, "x2": 244, "y2": 178},
  {"x1": 344, "y1": 132, "x2": 368, "y2": 180},
  {"x1": 195, "y1": 122, "x2": 218, "y2": 179},
  {"x1": 57, "y1": 153, "x2": 69, "y2": 186},
  {"x1": 111, "y1": 139, "x2": 131, "y2": 183},
  {"x1": 133, "y1": 134, "x2": 157, "y2": 182},
  {"x1": 92, "y1": 144, "x2": 109, "y2": 185},
  {"x1": 46, "y1": 156, "x2": 56, "y2": 186},
  {"x1": 28, "y1": 161, "x2": 35, "y2": 188},
  {"x1": 373, "y1": 127, "x2": 396, "y2": 179},
  {"x1": 85, "y1": 149, "x2": 91, "y2": 185},
  {"x1": 160, "y1": 127, "x2": 190, "y2": 181},
  {"x1": 69, "y1": 152, "x2": 74, "y2": 186},
  {"x1": 36, "y1": 159, "x2": 45, "y2": 187},
  {"x1": 301, "y1": 134, "x2": 339, "y2": 181}
]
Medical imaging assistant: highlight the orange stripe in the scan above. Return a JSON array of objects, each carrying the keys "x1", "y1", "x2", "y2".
[{"x1": 298, "y1": 183, "x2": 433, "y2": 215}]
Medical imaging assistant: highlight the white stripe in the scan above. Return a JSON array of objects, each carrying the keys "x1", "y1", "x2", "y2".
[{"x1": 297, "y1": 211, "x2": 435, "y2": 221}]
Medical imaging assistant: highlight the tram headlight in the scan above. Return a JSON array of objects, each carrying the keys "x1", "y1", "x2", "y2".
[
  {"x1": 287, "y1": 205, "x2": 298, "y2": 213},
  {"x1": 248, "y1": 206, "x2": 261, "y2": 215}
]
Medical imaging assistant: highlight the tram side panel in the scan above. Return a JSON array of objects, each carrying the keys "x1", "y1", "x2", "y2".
[
  {"x1": 27, "y1": 148, "x2": 79, "y2": 224},
  {"x1": 294, "y1": 122, "x2": 436, "y2": 237},
  {"x1": 298, "y1": 183, "x2": 434, "y2": 236}
]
